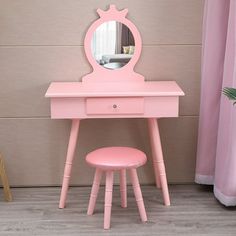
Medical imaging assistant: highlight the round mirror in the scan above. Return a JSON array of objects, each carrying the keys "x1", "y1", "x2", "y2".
[{"x1": 91, "y1": 21, "x2": 135, "y2": 70}]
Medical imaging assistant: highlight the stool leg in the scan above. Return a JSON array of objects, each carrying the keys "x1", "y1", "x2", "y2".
[
  {"x1": 87, "y1": 168, "x2": 102, "y2": 215},
  {"x1": 104, "y1": 171, "x2": 114, "y2": 229},
  {"x1": 119, "y1": 169, "x2": 127, "y2": 208},
  {"x1": 129, "y1": 168, "x2": 147, "y2": 222}
]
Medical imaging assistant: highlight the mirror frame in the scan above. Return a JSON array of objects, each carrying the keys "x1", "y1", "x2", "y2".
[{"x1": 82, "y1": 5, "x2": 144, "y2": 83}]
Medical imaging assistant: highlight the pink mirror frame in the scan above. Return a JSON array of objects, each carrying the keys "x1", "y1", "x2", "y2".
[{"x1": 82, "y1": 5, "x2": 144, "y2": 83}]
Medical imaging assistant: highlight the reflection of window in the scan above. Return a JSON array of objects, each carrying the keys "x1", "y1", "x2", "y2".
[{"x1": 91, "y1": 21, "x2": 117, "y2": 62}]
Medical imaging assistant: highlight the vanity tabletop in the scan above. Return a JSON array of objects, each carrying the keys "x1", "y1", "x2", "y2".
[{"x1": 45, "y1": 81, "x2": 184, "y2": 98}]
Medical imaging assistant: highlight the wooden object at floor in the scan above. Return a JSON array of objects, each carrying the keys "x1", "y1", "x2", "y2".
[{"x1": 0, "y1": 153, "x2": 12, "y2": 201}]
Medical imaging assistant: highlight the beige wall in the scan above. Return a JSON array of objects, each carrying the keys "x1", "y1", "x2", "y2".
[{"x1": 0, "y1": 0, "x2": 204, "y2": 186}]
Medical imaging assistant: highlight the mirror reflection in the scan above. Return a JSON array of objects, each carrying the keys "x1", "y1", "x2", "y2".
[{"x1": 91, "y1": 21, "x2": 135, "y2": 70}]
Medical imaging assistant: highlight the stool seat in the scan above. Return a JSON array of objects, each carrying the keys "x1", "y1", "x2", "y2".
[{"x1": 86, "y1": 147, "x2": 147, "y2": 170}]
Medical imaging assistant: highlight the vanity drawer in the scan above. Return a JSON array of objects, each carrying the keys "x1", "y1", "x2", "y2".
[{"x1": 86, "y1": 97, "x2": 144, "y2": 115}]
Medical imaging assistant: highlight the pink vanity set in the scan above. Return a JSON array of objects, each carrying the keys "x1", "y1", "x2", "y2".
[{"x1": 45, "y1": 5, "x2": 184, "y2": 229}]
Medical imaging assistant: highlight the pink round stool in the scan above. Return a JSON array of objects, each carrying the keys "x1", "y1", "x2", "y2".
[{"x1": 86, "y1": 146, "x2": 148, "y2": 229}]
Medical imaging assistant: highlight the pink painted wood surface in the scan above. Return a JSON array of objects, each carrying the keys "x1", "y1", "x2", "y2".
[
  {"x1": 83, "y1": 5, "x2": 144, "y2": 83},
  {"x1": 104, "y1": 171, "x2": 114, "y2": 229},
  {"x1": 86, "y1": 97, "x2": 144, "y2": 115},
  {"x1": 86, "y1": 146, "x2": 147, "y2": 228},
  {"x1": 44, "y1": 3, "x2": 185, "y2": 212},
  {"x1": 50, "y1": 96, "x2": 179, "y2": 119},
  {"x1": 87, "y1": 168, "x2": 102, "y2": 215},
  {"x1": 59, "y1": 119, "x2": 80, "y2": 209},
  {"x1": 129, "y1": 168, "x2": 147, "y2": 222},
  {"x1": 148, "y1": 118, "x2": 170, "y2": 206},
  {"x1": 85, "y1": 147, "x2": 147, "y2": 170},
  {"x1": 119, "y1": 169, "x2": 127, "y2": 208},
  {"x1": 148, "y1": 120, "x2": 161, "y2": 189},
  {"x1": 45, "y1": 81, "x2": 184, "y2": 98}
]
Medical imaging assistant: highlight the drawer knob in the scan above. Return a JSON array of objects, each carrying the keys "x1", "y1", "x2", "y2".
[{"x1": 113, "y1": 104, "x2": 117, "y2": 109}]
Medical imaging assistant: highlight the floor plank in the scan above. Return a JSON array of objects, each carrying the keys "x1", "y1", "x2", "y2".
[{"x1": 0, "y1": 185, "x2": 236, "y2": 235}]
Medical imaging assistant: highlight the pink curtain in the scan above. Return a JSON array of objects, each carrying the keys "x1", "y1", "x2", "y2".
[{"x1": 195, "y1": 0, "x2": 236, "y2": 206}]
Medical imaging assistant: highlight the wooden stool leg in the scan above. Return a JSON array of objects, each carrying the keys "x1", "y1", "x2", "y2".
[
  {"x1": 148, "y1": 118, "x2": 170, "y2": 206},
  {"x1": 0, "y1": 155, "x2": 12, "y2": 201},
  {"x1": 104, "y1": 171, "x2": 114, "y2": 230},
  {"x1": 87, "y1": 168, "x2": 102, "y2": 215},
  {"x1": 59, "y1": 119, "x2": 80, "y2": 209},
  {"x1": 119, "y1": 169, "x2": 127, "y2": 208},
  {"x1": 129, "y1": 168, "x2": 147, "y2": 222}
]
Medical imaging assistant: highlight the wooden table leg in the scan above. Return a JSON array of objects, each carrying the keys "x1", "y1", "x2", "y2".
[
  {"x1": 148, "y1": 118, "x2": 170, "y2": 206},
  {"x1": 148, "y1": 120, "x2": 161, "y2": 189},
  {"x1": 0, "y1": 154, "x2": 12, "y2": 202},
  {"x1": 59, "y1": 119, "x2": 80, "y2": 209}
]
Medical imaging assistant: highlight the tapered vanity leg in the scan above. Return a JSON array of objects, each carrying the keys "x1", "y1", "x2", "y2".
[
  {"x1": 59, "y1": 119, "x2": 80, "y2": 209},
  {"x1": 147, "y1": 119, "x2": 161, "y2": 189},
  {"x1": 119, "y1": 169, "x2": 127, "y2": 208},
  {"x1": 148, "y1": 118, "x2": 170, "y2": 206}
]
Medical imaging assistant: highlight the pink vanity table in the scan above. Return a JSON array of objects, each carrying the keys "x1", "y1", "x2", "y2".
[{"x1": 45, "y1": 5, "x2": 184, "y2": 209}]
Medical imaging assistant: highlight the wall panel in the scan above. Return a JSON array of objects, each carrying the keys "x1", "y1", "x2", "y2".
[{"x1": 0, "y1": 0, "x2": 204, "y2": 186}]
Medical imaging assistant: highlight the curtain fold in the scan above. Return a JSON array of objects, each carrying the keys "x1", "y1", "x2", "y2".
[
  {"x1": 121, "y1": 25, "x2": 134, "y2": 47},
  {"x1": 195, "y1": 0, "x2": 236, "y2": 206},
  {"x1": 91, "y1": 21, "x2": 116, "y2": 61},
  {"x1": 115, "y1": 22, "x2": 122, "y2": 54}
]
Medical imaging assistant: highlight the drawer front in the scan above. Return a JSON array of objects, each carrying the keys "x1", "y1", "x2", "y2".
[{"x1": 86, "y1": 97, "x2": 144, "y2": 115}]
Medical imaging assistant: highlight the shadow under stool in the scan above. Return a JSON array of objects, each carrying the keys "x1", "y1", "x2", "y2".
[{"x1": 86, "y1": 146, "x2": 148, "y2": 229}]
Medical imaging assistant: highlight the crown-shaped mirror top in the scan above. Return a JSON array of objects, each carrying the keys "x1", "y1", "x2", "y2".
[{"x1": 82, "y1": 5, "x2": 144, "y2": 83}]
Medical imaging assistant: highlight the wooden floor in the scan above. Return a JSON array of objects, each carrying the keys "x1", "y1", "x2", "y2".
[{"x1": 0, "y1": 185, "x2": 236, "y2": 235}]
